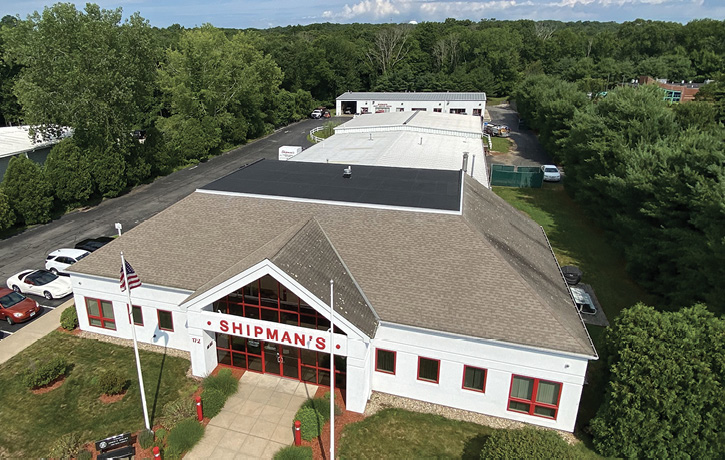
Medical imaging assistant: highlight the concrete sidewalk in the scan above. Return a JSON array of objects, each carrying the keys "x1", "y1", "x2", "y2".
[
  {"x1": 187, "y1": 372, "x2": 317, "y2": 460},
  {"x1": 0, "y1": 299, "x2": 74, "y2": 366}
]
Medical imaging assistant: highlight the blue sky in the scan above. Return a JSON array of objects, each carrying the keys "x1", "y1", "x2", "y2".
[{"x1": 1, "y1": 0, "x2": 723, "y2": 29}]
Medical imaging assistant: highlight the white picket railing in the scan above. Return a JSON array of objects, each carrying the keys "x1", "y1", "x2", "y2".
[{"x1": 310, "y1": 126, "x2": 325, "y2": 143}]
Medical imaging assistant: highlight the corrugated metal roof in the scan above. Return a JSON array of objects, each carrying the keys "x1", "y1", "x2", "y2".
[{"x1": 337, "y1": 91, "x2": 487, "y2": 102}]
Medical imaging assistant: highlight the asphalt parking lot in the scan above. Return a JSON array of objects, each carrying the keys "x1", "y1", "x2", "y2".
[
  {"x1": 0, "y1": 117, "x2": 327, "y2": 337},
  {"x1": 486, "y1": 104, "x2": 555, "y2": 167}
]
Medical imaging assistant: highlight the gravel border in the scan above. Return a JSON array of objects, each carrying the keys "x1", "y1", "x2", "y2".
[{"x1": 364, "y1": 391, "x2": 578, "y2": 444}]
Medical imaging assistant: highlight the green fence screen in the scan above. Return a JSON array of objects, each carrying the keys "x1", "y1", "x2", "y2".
[{"x1": 490, "y1": 164, "x2": 544, "y2": 188}]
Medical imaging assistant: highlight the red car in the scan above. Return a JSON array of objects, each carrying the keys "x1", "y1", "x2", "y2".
[{"x1": 0, "y1": 288, "x2": 41, "y2": 325}]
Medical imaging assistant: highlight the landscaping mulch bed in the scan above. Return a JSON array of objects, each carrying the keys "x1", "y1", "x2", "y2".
[
  {"x1": 98, "y1": 390, "x2": 127, "y2": 404},
  {"x1": 31, "y1": 375, "x2": 66, "y2": 394},
  {"x1": 303, "y1": 387, "x2": 366, "y2": 460}
]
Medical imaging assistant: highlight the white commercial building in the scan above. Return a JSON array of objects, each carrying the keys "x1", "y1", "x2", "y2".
[
  {"x1": 336, "y1": 91, "x2": 486, "y2": 117},
  {"x1": 0, "y1": 126, "x2": 71, "y2": 180},
  {"x1": 291, "y1": 111, "x2": 489, "y2": 187},
  {"x1": 68, "y1": 160, "x2": 596, "y2": 432}
]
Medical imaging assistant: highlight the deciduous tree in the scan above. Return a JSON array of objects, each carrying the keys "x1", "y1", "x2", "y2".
[
  {"x1": 591, "y1": 303, "x2": 725, "y2": 459},
  {"x1": 1, "y1": 156, "x2": 52, "y2": 225}
]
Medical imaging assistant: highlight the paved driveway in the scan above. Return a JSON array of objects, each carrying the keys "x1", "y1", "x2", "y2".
[
  {"x1": 486, "y1": 105, "x2": 555, "y2": 167},
  {"x1": 0, "y1": 118, "x2": 338, "y2": 336}
]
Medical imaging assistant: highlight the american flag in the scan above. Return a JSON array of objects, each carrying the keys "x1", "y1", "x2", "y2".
[{"x1": 120, "y1": 260, "x2": 142, "y2": 291}]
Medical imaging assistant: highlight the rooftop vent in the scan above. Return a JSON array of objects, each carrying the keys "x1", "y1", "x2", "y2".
[{"x1": 343, "y1": 166, "x2": 352, "y2": 178}]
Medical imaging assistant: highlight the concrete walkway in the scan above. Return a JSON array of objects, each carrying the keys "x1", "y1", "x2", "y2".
[
  {"x1": 187, "y1": 373, "x2": 318, "y2": 460},
  {"x1": 0, "y1": 299, "x2": 74, "y2": 366}
]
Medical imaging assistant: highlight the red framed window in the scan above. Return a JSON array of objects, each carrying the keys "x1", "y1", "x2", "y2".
[
  {"x1": 131, "y1": 305, "x2": 143, "y2": 326},
  {"x1": 157, "y1": 309, "x2": 174, "y2": 331},
  {"x1": 85, "y1": 297, "x2": 116, "y2": 330},
  {"x1": 375, "y1": 349, "x2": 396, "y2": 374},
  {"x1": 417, "y1": 357, "x2": 440, "y2": 383},
  {"x1": 462, "y1": 365, "x2": 487, "y2": 393},
  {"x1": 508, "y1": 375, "x2": 562, "y2": 419},
  {"x1": 212, "y1": 275, "x2": 344, "y2": 334}
]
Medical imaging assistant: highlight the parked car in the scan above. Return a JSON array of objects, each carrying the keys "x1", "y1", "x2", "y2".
[
  {"x1": 540, "y1": 165, "x2": 561, "y2": 182},
  {"x1": 570, "y1": 286, "x2": 596, "y2": 315},
  {"x1": 310, "y1": 107, "x2": 330, "y2": 119},
  {"x1": 45, "y1": 248, "x2": 90, "y2": 274},
  {"x1": 0, "y1": 288, "x2": 41, "y2": 325},
  {"x1": 74, "y1": 236, "x2": 113, "y2": 253},
  {"x1": 7, "y1": 269, "x2": 73, "y2": 300}
]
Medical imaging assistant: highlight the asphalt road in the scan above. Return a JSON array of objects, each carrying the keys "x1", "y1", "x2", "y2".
[
  {"x1": 486, "y1": 105, "x2": 555, "y2": 167},
  {"x1": 0, "y1": 117, "x2": 330, "y2": 336}
]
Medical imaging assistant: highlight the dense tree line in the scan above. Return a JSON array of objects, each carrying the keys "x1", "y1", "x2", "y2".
[
  {"x1": 1, "y1": 8, "x2": 723, "y2": 225},
  {"x1": 514, "y1": 75, "x2": 725, "y2": 314}
]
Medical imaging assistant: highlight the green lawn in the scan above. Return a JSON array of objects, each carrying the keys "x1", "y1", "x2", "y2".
[
  {"x1": 486, "y1": 96, "x2": 509, "y2": 106},
  {"x1": 493, "y1": 185, "x2": 655, "y2": 427},
  {"x1": 0, "y1": 331, "x2": 197, "y2": 458},
  {"x1": 489, "y1": 136, "x2": 511, "y2": 153},
  {"x1": 338, "y1": 409, "x2": 603, "y2": 460}
]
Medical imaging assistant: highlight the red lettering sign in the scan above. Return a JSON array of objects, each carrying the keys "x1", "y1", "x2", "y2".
[
  {"x1": 266, "y1": 328, "x2": 279, "y2": 341},
  {"x1": 220, "y1": 320, "x2": 229, "y2": 332},
  {"x1": 232, "y1": 322, "x2": 243, "y2": 335},
  {"x1": 294, "y1": 333, "x2": 305, "y2": 346},
  {"x1": 254, "y1": 326, "x2": 263, "y2": 337},
  {"x1": 316, "y1": 337, "x2": 326, "y2": 350}
]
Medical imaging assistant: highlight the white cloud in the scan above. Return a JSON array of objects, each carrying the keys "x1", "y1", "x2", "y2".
[{"x1": 320, "y1": 0, "x2": 695, "y2": 21}]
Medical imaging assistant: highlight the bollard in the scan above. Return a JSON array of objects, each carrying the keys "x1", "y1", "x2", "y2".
[
  {"x1": 294, "y1": 420, "x2": 301, "y2": 446},
  {"x1": 153, "y1": 446, "x2": 161, "y2": 459},
  {"x1": 196, "y1": 395, "x2": 203, "y2": 421}
]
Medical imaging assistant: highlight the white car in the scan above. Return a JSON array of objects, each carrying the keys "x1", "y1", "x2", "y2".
[
  {"x1": 45, "y1": 248, "x2": 90, "y2": 275},
  {"x1": 541, "y1": 164, "x2": 561, "y2": 182},
  {"x1": 7, "y1": 269, "x2": 73, "y2": 300}
]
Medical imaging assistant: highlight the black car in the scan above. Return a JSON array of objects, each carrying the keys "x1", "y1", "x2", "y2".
[{"x1": 74, "y1": 236, "x2": 113, "y2": 252}]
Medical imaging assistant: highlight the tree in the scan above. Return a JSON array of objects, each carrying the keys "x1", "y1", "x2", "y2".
[
  {"x1": 92, "y1": 145, "x2": 126, "y2": 198},
  {"x1": 366, "y1": 26, "x2": 411, "y2": 75},
  {"x1": 590, "y1": 303, "x2": 725, "y2": 459},
  {"x1": 44, "y1": 138, "x2": 93, "y2": 205},
  {"x1": 2, "y1": 3, "x2": 158, "y2": 147},
  {"x1": 157, "y1": 25, "x2": 283, "y2": 161},
  {"x1": 1, "y1": 156, "x2": 53, "y2": 225},
  {"x1": 0, "y1": 187, "x2": 15, "y2": 230}
]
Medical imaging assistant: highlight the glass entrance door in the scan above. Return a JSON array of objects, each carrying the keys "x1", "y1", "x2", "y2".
[
  {"x1": 263, "y1": 342, "x2": 281, "y2": 375},
  {"x1": 262, "y1": 342, "x2": 299, "y2": 379},
  {"x1": 281, "y1": 345, "x2": 299, "y2": 380}
]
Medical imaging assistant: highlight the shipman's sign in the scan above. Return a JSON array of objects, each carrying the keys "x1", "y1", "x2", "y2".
[{"x1": 188, "y1": 310, "x2": 348, "y2": 355}]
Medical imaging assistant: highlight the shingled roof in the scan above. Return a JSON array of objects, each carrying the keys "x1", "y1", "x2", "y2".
[{"x1": 70, "y1": 163, "x2": 596, "y2": 357}]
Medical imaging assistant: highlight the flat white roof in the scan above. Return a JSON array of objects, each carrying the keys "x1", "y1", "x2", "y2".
[
  {"x1": 337, "y1": 91, "x2": 487, "y2": 102},
  {"x1": 0, "y1": 126, "x2": 70, "y2": 159},
  {"x1": 291, "y1": 130, "x2": 487, "y2": 186},
  {"x1": 339, "y1": 111, "x2": 482, "y2": 135}
]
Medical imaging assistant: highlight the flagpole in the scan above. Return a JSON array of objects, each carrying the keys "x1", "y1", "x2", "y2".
[
  {"x1": 329, "y1": 279, "x2": 335, "y2": 460},
  {"x1": 121, "y1": 251, "x2": 151, "y2": 431}
]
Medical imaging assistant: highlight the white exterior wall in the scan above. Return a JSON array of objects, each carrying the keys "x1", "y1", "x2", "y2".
[
  {"x1": 69, "y1": 273, "x2": 193, "y2": 352},
  {"x1": 336, "y1": 99, "x2": 486, "y2": 117},
  {"x1": 370, "y1": 323, "x2": 590, "y2": 432}
]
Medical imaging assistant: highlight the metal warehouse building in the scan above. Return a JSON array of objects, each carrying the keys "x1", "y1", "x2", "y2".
[
  {"x1": 336, "y1": 91, "x2": 487, "y2": 117},
  {"x1": 68, "y1": 160, "x2": 596, "y2": 433}
]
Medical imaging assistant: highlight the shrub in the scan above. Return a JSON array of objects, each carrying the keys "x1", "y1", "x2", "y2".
[
  {"x1": 24, "y1": 356, "x2": 69, "y2": 389},
  {"x1": 166, "y1": 418, "x2": 204, "y2": 455},
  {"x1": 138, "y1": 429, "x2": 155, "y2": 449},
  {"x1": 160, "y1": 398, "x2": 196, "y2": 429},
  {"x1": 98, "y1": 369, "x2": 126, "y2": 395},
  {"x1": 48, "y1": 432, "x2": 81, "y2": 459},
  {"x1": 76, "y1": 449, "x2": 93, "y2": 460},
  {"x1": 60, "y1": 307, "x2": 78, "y2": 330},
  {"x1": 295, "y1": 406, "x2": 325, "y2": 441},
  {"x1": 478, "y1": 427, "x2": 576, "y2": 460},
  {"x1": 154, "y1": 428, "x2": 167, "y2": 443},
  {"x1": 300, "y1": 395, "x2": 342, "y2": 424},
  {"x1": 274, "y1": 445, "x2": 313, "y2": 460},
  {"x1": 201, "y1": 387, "x2": 226, "y2": 419},
  {"x1": 203, "y1": 368, "x2": 237, "y2": 396}
]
